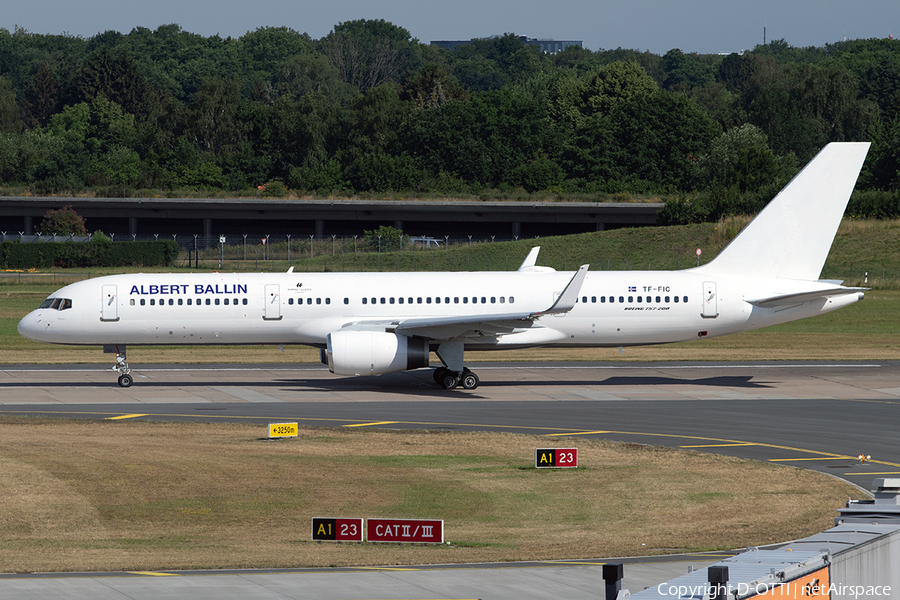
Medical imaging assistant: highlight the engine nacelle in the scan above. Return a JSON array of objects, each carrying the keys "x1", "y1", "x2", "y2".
[{"x1": 325, "y1": 331, "x2": 429, "y2": 376}]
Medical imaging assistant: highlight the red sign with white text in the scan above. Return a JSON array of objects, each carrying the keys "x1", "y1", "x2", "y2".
[
  {"x1": 366, "y1": 519, "x2": 444, "y2": 543},
  {"x1": 311, "y1": 517, "x2": 364, "y2": 542},
  {"x1": 535, "y1": 448, "x2": 578, "y2": 468}
]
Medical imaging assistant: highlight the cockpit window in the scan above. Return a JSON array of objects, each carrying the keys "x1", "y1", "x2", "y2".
[{"x1": 38, "y1": 297, "x2": 72, "y2": 310}]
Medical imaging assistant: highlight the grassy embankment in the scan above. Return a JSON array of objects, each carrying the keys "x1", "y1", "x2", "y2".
[
  {"x1": 0, "y1": 418, "x2": 858, "y2": 572},
  {"x1": 2, "y1": 218, "x2": 898, "y2": 363}
]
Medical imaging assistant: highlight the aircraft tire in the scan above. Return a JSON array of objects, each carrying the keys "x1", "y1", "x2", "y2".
[
  {"x1": 433, "y1": 367, "x2": 449, "y2": 384},
  {"x1": 118, "y1": 373, "x2": 133, "y2": 388},
  {"x1": 439, "y1": 372, "x2": 459, "y2": 390},
  {"x1": 460, "y1": 371, "x2": 479, "y2": 390}
]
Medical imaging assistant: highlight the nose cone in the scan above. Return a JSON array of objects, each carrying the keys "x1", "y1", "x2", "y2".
[{"x1": 17, "y1": 311, "x2": 47, "y2": 342}]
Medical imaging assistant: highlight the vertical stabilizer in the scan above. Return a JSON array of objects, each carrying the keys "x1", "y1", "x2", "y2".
[{"x1": 699, "y1": 142, "x2": 869, "y2": 281}]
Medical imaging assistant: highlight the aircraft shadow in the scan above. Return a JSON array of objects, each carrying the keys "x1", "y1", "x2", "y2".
[{"x1": 0, "y1": 374, "x2": 770, "y2": 393}]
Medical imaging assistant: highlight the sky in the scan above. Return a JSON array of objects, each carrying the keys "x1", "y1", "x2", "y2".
[{"x1": 4, "y1": 0, "x2": 898, "y2": 55}]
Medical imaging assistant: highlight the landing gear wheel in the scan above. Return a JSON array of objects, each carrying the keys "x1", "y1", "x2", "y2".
[
  {"x1": 460, "y1": 371, "x2": 479, "y2": 390},
  {"x1": 117, "y1": 373, "x2": 133, "y2": 388},
  {"x1": 433, "y1": 367, "x2": 450, "y2": 384},
  {"x1": 439, "y1": 372, "x2": 459, "y2": 390}
]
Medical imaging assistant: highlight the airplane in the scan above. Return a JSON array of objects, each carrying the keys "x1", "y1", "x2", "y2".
[{"x1": 18, "y1": 142, "x2": 870, "y2": 390}]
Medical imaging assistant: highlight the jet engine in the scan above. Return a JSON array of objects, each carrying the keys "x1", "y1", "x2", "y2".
[{"x1": 324, "y1": 331, "x2": 429, "y2": 376}]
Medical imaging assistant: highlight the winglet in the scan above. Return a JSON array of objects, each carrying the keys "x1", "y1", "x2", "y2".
[
  {"x1": 518, "y1": 247, "x2": 541, "y2": 271},
  {"x1": 534, "y1": 264, "x2": 589, "y2": 315}
]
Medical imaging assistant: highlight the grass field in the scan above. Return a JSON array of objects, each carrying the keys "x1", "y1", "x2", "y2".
[{"x1": 0, "y1": 419, "x2": 857, "y2": 573}]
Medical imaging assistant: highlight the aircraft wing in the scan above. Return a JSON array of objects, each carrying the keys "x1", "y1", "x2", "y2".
[
  {"x1": 746, "y1": 286, "x2": 867, "y2": 308},
  {"x1": 336, "y1": 265, "x2": 589, "y2": 340}
]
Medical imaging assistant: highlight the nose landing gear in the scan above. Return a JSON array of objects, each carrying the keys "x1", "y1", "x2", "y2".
[{"x1": 105, "y1": 345, "x2": 133, "y2": 387}]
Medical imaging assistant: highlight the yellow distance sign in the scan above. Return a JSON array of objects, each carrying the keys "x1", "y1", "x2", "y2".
[{"x1": 268, "y1": 422, "x2": 298, "y2": 438}]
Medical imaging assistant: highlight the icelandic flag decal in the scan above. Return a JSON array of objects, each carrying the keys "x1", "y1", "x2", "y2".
[{"x1": 628, "y1": 286, "x2": 637, "y2": 292}]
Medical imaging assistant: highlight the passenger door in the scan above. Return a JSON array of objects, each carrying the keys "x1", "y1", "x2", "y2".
[
  {"x1": 264, "y1": 284, "x2": 282, "y2": 320},
  {"x1": 702, "y1": 281, "x2": 718, "y2": 318},
  {"x1": 101, "y1": 284, "x2": 119, "y2": 321}
]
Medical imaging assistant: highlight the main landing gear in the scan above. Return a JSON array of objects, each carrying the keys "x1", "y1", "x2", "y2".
[
  {"x1": 112, "y1": 348, "x2": 133, "y2": 387},
  {"x1": 432, "y1": 367, "x2": 479, "y2": 390},
  {"x1": 432, "y1": 340, "x2": 478, "y2": 390}
]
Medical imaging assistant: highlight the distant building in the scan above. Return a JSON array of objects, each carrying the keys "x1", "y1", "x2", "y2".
[{"x1": 431, "y1": 35, "x2": 582, "y2": 54}]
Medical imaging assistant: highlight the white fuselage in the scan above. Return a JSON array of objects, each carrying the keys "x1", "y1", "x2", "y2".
[{"x1": 17, "y1": 269, "x2": 861, "y2": 351}]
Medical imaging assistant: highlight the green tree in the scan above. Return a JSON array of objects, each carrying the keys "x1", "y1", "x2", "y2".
[
  {"x1": 38, "y1": 205, "x2": 87, "y2": 235},
  {"x1": 693, "y1": 124, "x2": 790, "y2": 193},
  {"x1": 362, "y1": 224, "x2": 407, "y2": 251},
  {"x1": 319, "y1": 20, "x2": 418, "y2": 92},
  {"x1": 0, "y1": 76, "x2": 22, "y2": 133}
]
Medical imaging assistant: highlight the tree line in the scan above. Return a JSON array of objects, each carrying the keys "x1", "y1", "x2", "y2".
[{"x1": 0, "y1": 22, "x2": 898, "y2": 221}]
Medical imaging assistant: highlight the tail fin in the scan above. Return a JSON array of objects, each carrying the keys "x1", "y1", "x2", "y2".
[{"x1": 700, "y1": 142, "x2": 870, "y2": 280}]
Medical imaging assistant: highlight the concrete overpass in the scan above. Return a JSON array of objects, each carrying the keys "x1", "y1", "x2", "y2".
[{"x1": 0, "y1": 196, "x2": 663, "y2": 241}]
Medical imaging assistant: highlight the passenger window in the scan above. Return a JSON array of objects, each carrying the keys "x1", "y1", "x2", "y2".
[
  {"x1": 316, "y1": 298, "x2": 322, "y2": 305},
  {"x1": 426, "y1": 297, "x2": 432, "y2": 304},
  {"x1": 130, "y1": 299, "x2": 135, "y2": 306},
  {"x1": 435, "y1": 297, "x2": 440, "y2": 304},
  {"x1": 646, "y1": 296, "x2": 651, "y2": 303},
  {"x1": 683, "y1": 296, "x2": 688, "y2": 303},
  {"x1": 628, "y1": 296, "x2": 633, "y2": 303},
  {"x1": 215, "y1": 298, "x2": 220, "y2": 306},
  {"x1": 380, "y1": 298, "x2": 385, "y2": 304},
  {"x1": 674, "y1": 296, "x2": 679, "y2": 303},
  {"x1": 167, "y1": 299, "x2": 173, "y2": 306},
  {"x1": 398, "y1": 297, "x2": 404, "y2": 304},
  {"x1": 454, "y1": 297, "x2": 459, "y2": 304},
  {"x1": 445, "y1": 297, "x2": 450, "y2": 304},
  {"x1": 472, "y1": 297, "x2": 477, "y2": 304},
  {"x1": 582, "y1": 296, "x2": 587, "y2": 303},
  {"x1": 500, "y1": 297, "x2": 505, "y2": 303},
  {"x1": 150, "y1": 299, "x2": 155, "y2": 306},
  {"x1": 288, "y1": 298, "x2": 294, "y2": 305},
  {"x1": 665, "y1": 296, "x2": 670, "y2": 303},
  {"x1": 481, "y1": 297, "x2": 486, "y2": 303},
  {"x1": 390, "y1": 298, "x2": 395, "y2": 304},
  {"x1": 224, "y1": 298, "x2": 230, "y2": 306},
  {"x1": 362, "y1": 298, "x2": 367, "y2": 304},
  {"x1": 206, "y1": 298, "x2": 211, "y2": 306},
  {"x1": 592, "y1": 296, "x2": 597, "y2": 303},
  {"x1": 408, "y1": 297, "x2": 413, "y2": 304},
  {"x1": 343, "y1": 298, "x2": 349, "y2": 305},
  {"x1": 188, "y1": 299, "x2": 192, "y2": 306},
  {"x1": 463, "y1": 297, "x2": 468, "y2": 304},
  {"x1": 618, "y1": 296, "x2": 624, "y2": 303},
  {"x1": 326, "y1": 298, "x2": 330, "y2": 305},
  {"x1": 656, "y1": 296, "x2": 660, "y2": 303},
  {"x1": 637, "y1": 296, "x2": 642, "y2": 303},
  {"x1": 178, "y1": 298, "x2": 183, "y2": 306},
  {"x1": 417, "y1": 298, "x2": 422, "y2": 304},
  {"x1": 140, "y1": 299, "x2": 146, "y2": 306},
  {"x1": 491, "y1": 297, "x2": 496, "y2": 303},
  {"x1": 509, "y1": 297, "x2": 515, "y2": 303},
  {"x1": 371, "y1": 298, "x2": 376, "y2": 305},
  {"x1": 307, "y1": 298, "x2": 312, "y2": 305},
  {"x1": 242, "y1": 298, "x2": 248, "y2": 305},
  {"x1": 601, "y1": 296, "x2": 606, "y2": 303}
]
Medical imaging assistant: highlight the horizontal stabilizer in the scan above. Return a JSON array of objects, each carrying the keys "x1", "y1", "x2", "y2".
[{"x1": 746, "y1": 287, "x2": 866, "y2": 308}]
